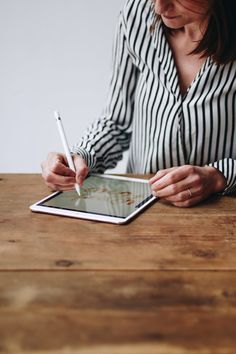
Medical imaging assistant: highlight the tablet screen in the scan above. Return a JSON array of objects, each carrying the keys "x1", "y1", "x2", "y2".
[{"x1": 39, "y1": 175, "x2": 153, "y2": 218}]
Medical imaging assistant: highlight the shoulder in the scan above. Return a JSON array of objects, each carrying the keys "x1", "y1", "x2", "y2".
[
  {"x1": 123, "y1": 0, "x2": 152, "y2": 17},
  {"x1": 121, "y1": 0, "x2": 154, "y2": 31},
  {"x1": 116, "y1": 0, "x2": 162, "y2": 64}
]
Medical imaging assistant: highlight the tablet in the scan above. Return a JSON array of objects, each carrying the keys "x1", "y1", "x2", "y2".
[{"x1": 30, "y1": 174, "x2": 157, "y2": 224}]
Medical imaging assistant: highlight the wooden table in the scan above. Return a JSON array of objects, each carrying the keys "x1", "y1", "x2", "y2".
[{"x1": 1, "y1": 174, "x2": 236, "y2": 354}]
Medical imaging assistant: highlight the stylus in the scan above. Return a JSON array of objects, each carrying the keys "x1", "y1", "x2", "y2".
[{"x1": 54, "y1": 111, "x2": 81, "y2": 196}]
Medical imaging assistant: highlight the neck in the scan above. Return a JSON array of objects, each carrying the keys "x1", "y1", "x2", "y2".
[{"x1": 175, "y1": 18, "x2": 209, "y2": 42}]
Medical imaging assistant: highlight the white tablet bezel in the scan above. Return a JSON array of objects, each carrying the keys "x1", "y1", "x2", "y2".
[{"x1": 30, "y1": 174, "x2": 157, "y2": 224}]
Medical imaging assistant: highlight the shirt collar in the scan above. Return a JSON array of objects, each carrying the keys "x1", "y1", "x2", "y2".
[{"x1": 151, "y1": 21, "x2": 214, "y2": 100}]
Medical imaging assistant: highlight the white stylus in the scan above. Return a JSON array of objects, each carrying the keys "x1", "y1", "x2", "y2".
[{"x1": 54, "y1": 111, "x2": 81, "y2": 196}]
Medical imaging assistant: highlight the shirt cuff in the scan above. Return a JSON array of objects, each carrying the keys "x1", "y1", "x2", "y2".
[
  {"x1": 71, "y1": 146, "x2": 97, "y2": 170},
  {"x1": 208, "y1": 160, "x2": 235, "y2": 195}
]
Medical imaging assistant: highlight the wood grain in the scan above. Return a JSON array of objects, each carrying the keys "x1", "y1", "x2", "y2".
[
  {"x1": 0, "y1": 174, "x2": 236, "y2": 271},
  {"x1": 0, "y1": 271, "x2": 236, "y2": 353}
]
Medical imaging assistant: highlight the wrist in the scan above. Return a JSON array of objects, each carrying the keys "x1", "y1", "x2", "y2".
[
  {"x1": 206, "y1": 166, "x2": 227, "y2": 193},
  {"x1": 71, "y1": 147, "x2": 96, "y2": 169}
]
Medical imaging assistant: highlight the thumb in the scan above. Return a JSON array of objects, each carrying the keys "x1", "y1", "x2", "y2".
[{"x1": 73, "y1": 155, "x2": 89, "y2": 186}]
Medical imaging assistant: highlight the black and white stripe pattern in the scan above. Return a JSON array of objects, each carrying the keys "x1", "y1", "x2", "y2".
[{"x1": 72, "y1": 0, "x2": 236, "y2": 194}]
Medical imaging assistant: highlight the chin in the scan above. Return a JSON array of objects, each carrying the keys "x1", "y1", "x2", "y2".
[{"x1": 162, "y1": 18, "x2": 184, "y2": 30}]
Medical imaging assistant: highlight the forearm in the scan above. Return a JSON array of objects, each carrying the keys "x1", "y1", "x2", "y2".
[{"x1": 71, "y1": 126, "x2": 131, "y2": 173}]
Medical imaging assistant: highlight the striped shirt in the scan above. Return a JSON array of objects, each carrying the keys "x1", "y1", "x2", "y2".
[{"x1": 72, "y1": 0, "x2": 236, "y2": 194}]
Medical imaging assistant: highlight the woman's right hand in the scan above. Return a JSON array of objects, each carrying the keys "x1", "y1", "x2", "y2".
[{"x1": 41, "y1": 152, "x2": 89, "y2": 191}]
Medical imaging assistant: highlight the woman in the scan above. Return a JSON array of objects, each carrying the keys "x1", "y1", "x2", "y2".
[{"x1": 42, "y1": 0, "x2": 236, "y2": 207}]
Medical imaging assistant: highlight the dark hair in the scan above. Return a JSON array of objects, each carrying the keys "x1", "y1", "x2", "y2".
[{"x1": 150, "y1": 0, "x2": 236, "y2": 65}]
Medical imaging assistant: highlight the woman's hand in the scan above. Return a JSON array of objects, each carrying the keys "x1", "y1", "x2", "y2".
[
  {"x1": 41, "y1": 152, "x2": 89, "y2": 191},
  {"x1": 149, "y1": 165, "x2": 227, "y2": 207}
]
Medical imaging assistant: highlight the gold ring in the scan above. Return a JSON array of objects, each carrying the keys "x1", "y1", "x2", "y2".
[{"x1": 187, "y1": 189, "x2": 193, "y2": 198}]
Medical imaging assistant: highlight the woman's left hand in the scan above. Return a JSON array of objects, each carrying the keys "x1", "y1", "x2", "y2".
[{"x1": 149, "y1": 165, "x2": 227, "y2": 207}]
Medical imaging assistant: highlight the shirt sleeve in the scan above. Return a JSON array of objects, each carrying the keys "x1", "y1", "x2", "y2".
[
  {"x1": 208, "y1": 158, "x2": 236, "y2": 195},
  {"x1": 71, "y1": 9, "x2": 139, "y2": 172}
]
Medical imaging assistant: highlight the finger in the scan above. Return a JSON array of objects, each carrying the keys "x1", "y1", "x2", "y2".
[
  {"x1": 154, "y1": 190, "x2": 190, "y2": 203},
  {"x1": 58, "y1": 185, "x2": 76, "y2": 192},
  {"x1": 49, "y1": 159, "x2": 76, "y2": 177},
  {"x1": 152, "y1": 174, "x2": 197, "y2": 198},
  {"x1": 151, "y1": 165, "x2": 196, "y2": 192},
  {"x1": 45, "y1": 152, "x2": 75, "y2": 176},
  {"x1": 43, "y1": 171, "x2": 76, "y2": 187},
  {"x1": 149, "y1": 167, "x2": 177, "y2": 185},
  {"x1": 43, "y1": 152, "x2": 75, "y2": 177},
  {"x1": 73, "y1": 155, "x2": 89, "y2": 186},
  {"x1": 172, "y1": 195, "x2": 203, "y2": 208},
  {"x1": 47, "y1": 182, "x2": 76, "y2": 192}
]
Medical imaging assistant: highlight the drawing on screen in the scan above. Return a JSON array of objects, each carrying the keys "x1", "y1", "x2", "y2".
[{"x1": 68, "y1": 185, "x2": 138, "y2": 206}]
